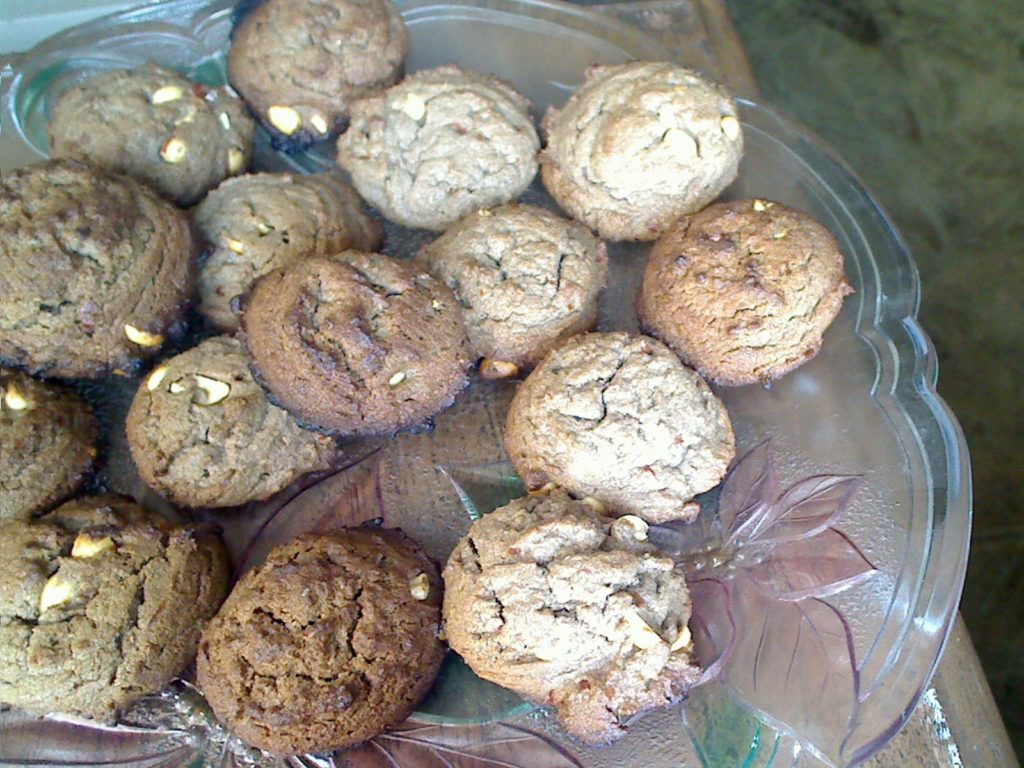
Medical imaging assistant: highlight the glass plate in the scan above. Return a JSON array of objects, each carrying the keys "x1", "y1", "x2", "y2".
[{"x1": 0, "y1": 2, "x2": 971, "y2": 767}]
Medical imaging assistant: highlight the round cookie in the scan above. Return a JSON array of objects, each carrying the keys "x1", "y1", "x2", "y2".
[
  {"x1": 240, "y1": 251, "x2": 471, "y2": 435},
  {"x1": 50, "y1": 65, "x2": 255, "y2": 206},
  {"x1": 443, "y1": 489, "x2": 701, "y2": 745},
  {"x1": 505, "y1": 332, "x2": 734, "y2": 524},
  {"x1": 638, "y1": 199, "x2": 854, "y2": 385},
  {"x1": 0, "y1": 369, "x2": 97, "y2": 522},
  {"x1": 126, "y1": 336, "x2": 343, "y2": 508},
  {"x1": 541, "y1": 61, "x2": 743, "y2": 241},
  {"x1": 336, "y1": 65, "x2": 540, "y2": 231},
  {"x1": 417, "y1": 204, "x2": 608, "y2": 374},
  {"x1": 0, "y1": 495, "x2": 230, "y2": 720},
  {"x1": 196, "y1": 528, "x2": 444, "y2": 754},
  {"x1": 0, "y1": 160, "x2": 196, "y2": 378},
  {"x1": 195, "y1": 172, "x2": 383, "y2": 330},
  {"x1": 228, "y1": 0, "x2": 409, "y2": 145}
]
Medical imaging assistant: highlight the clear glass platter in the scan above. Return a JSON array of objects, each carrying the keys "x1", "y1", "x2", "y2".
[{"x1": 0, "y1": 1, "x2": 971, "y2": 766}]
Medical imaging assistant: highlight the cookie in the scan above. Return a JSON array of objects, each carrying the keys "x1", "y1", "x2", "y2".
[
  {"x1": 240, "y1": 251, "x2": 471, "y2": 435},
  {"x1": 228, "y1": 0, "x2": 409, "y2": 145},
  {"x1": 504, "y1": 332, "x2": 734, "y2": 524},
  {"x1": 196, "y1": 528, "x2": 444, "y2": 754},
  {"x1": 336, "y1": 65, "x2": 540, "y2": 230},
  {"x1": 50, "y1": 65, "x2": 255, "y2": 206},
  {"x1": 541, "y1": 61, "x2": 743, "y2": 241},
  {"x1": 126, "y1": 336, "x2": 343, "y2": 508},
  {"x1": 417, "y1": 204, "x2": 608, "y2": 374},
  {"x1": 0, "y1": 495, "x2": 230, "y2": 720},
  {"x1": 0, "y1": 369, "x2": 97, "y2": 522},
  {"x1": 195, "y1": 172, "x2": 383, "y2": 330},
  {"x1": 443, "y1": 489, "x2": 700, "y2": 745},
  {"x1": 0, "y1": 160, "x2": 196, "y2": 379},
  {"x1": 638, "y1": 199, "x2": 854, "y2": 385}
]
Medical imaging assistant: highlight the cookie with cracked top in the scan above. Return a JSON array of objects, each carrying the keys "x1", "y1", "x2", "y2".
[
  {"x1": 0, "y1": 160, "x2": 196, "y2": 379},
  {"x1": 126, "y1": 336, "x2": 343, "y2": 508},
  {"x1": 196, "y1": 527, "x2": 444, "y2": 754},
  {"x1": 0, "y1": 494, "x2": 230, "y2": 720},
  {"x1": 417, "y1": 203, "x2": 608, "y2": 373},
  {"x1": 336, "y1": 65, "x2": 540, "y2": 231},
  {"x1": 195, "y1": 172, "x2": 383, "y2": 331},
  {"x1": 638, "y1": 199, "x2": 854, "y2": 385},
  {"x1": 239, "y1": 250, "x2": 472, "y2": 435},
  {"x1": 0, "y1": 368, "x2": 97, "y2": 522},
  {"x1": 504, "y1": 332, "x2": 734, "y2": 524}
]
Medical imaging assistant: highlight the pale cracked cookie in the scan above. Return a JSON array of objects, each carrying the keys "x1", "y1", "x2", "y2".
[
  {"x1": 0, "y1": 495, "x2": 229, "y2": 720},
  {"x1": 541, "y1": 61, "x2": 742, "y2": 241},
  {"x1": 195, "y1": 172, "x2": 382, "y2": 331},
  {"x1": 638, "y1": 199, "x2": 854, "y2": 385},
  {"x1": 126, "y1": 336, "x2": 343, "y2": 508},
  {"x1": 50, "y1": 65, "x2": 255, "y2": 206},
  {"x1": 0, "y1": 369, "x2": 97, "y2": 522},
  {"x1": 418, "y1": 204, "x2": 608, "y2": 375},
  {"x1": 229, "y1": 0, "x2": 409, "y2": 145},
  {"x1": 0, "y1": 160, "x2": 196, "y2": 378},
  {"x1": 505, "y1": 332, "x2": 734, "y2": 524},
  {"x1": 240, "y1": 251, "x2": 472, "y2": 435},
  {"x1": 337, "y1": 65, "x2": 540, "y2": 231},
  {"x1": 196, "y1": 528, "x2": 444, "y2": 754},
  {"x1": 443, "y1": 489, "x2": 701, "y2": 745}
]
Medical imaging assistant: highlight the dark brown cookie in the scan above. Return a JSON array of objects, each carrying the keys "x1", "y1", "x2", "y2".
[
  {"x1": 0, "y1": 160, "x2": 197, "y2": 378},
  {"x1": 0, "y1": 495, "x2": 230, "y2": 720},
  {"x1": 240, "y1": 251, "x2": 471, "y2": 435},
  {"x1": 50, "y1": 65, "x2": 255, "y2": 206},
  {"x1": 126, "y1": 336, "x2": 343, "y2": 508},
  {"x1": 637, "y1": 199, "x2": 854, "y2": 385},
  {"x1": 228, "y1": 0, "x2": 409, "y2": 144},
  {"x1": 0, "y1": 369, "x2": 97, "y2": 522},
  {"x1": 417, "y1": 204, "x2": 608, "y2": 373},
  {"x1": 196, "y1": 528, "x2": 444, "y2": 754},
  {"x1": 195, "y1": 172, "x2": 382, "y2": 330}
]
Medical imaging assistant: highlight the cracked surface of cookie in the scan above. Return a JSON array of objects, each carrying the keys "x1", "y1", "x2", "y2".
[
  {"x1": 196, "y1": 528, "x2": 444, "y2": 754},
  {"x1": 638, "y1": 199, "x2": 854, "y2": 385},
  {"x1": 0, "y1": 495, "x2": 229, "y2": 719},
  {"x1": 417, "y1": 204, "x2": 608, "y2": 370},
  {"x1": 0, "y1": 368, "x2": 97, "y2": 522},
  {"x1": 0, "y1": 160, "x2": 196, "y2": 378},
  {"x1": 505, "y1": 332, "x2": 734, "y2": 523},
  {"x1": 228, "y1": 0, "x2": 409, "y2": 144},
  {"x1": 50, "y1": 65, "x2": 254, "y2": 206},
  {"x1": 336, "y1": 65, "x2": 540, "y2": 231},
  {"x1": 443, "y1": 489, "x2": 701, "y2": 745},
  {"x1": 195, "y1": 172, "x2": 382, "y2": 331},
  {"x1": 240, "y1": 250, "x2": 471, "y2": 435},
  {"x1": 541, "y1": 61, "x2": 742, "y2": 241},
  {"x1": 126, "y1": 336, "x2": 342, "y2": 508}
]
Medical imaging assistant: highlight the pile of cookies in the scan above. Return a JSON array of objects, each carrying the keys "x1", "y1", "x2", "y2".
[{"x1": 0, "y1": 0, "x2": 853, "y2": 757}]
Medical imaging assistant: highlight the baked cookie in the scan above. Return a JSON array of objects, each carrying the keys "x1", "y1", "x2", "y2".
[
  {"x1": 638, "y1": 199, "x2": 854, "y2": 385},
  {"x1": 240, "y1": 251, "x2": 471, "y2": 435},
  {"x1": 196, "y1": 528, "x2": 444, "y2": 754},
  {"x1": 443, "y1": 489, "x2": 700, "y2": 745},
  {"x1": 337, "y1": 65, "x2": 540, "y2": 230},
  {"x1": 0, "y1": 160, "x2": 196, "y2": 378},
  {"x1": 417, "y1": 204, "x2": 608, "y2": 374},
  {"x1": 505, "y1": 332, "x2": 734, "y2": 523},
  {"x1": 0, "y1": 369, "x2": 97, "y2": 522},
  {"x1": 541, "y1": 61, "x2": 742, "y2": 241},
  {"x1": 195, "y1": 172, "x2": 382, "y2": 330},
  {"x1": 0, "y1": 495, "x2": 229, "y2": 719},
  {"x1": 50, "y1": 65, "x2": 255, "y2": 206},
  {"x1": 228, "y1": 0, "x2": 409, "y2": 145},
  {"x1": 126, "y1": 336, "x2": 342, "y2": 508}
]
